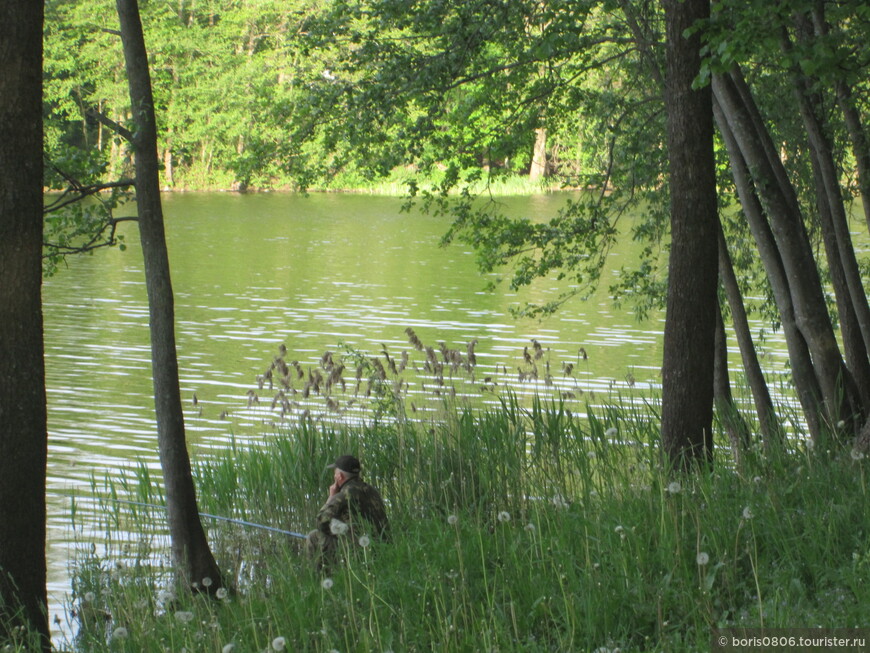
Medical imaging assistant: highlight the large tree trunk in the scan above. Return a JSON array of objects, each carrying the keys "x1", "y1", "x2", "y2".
[
  {"x1": 717, "y1": 221, "x2": 782, "y2": 449},
  {"x1": 116, "y1": 0, "x2": 222, "y2": 591},
  {"x1": 660, "y1": 0, "x2": 718, "y2": 470},
  {"x1": 713, "y1": 69, "x2": 862, "y2": 439},
  {"x1": 0, "y1": 1, "x2": 49, "y2": 648}
]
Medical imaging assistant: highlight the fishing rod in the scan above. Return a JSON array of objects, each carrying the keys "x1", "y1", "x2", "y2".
[{"x1": 56, "y1": 492, "x2": 307, "y2": 539}]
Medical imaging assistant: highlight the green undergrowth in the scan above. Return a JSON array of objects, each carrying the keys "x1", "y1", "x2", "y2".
[{"x1": 55, "y1": 396, "x2": 870, "y2": 652}]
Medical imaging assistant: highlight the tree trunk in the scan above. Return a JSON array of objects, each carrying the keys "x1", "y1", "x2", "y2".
[
  {"x1": 529, "y1": 126, "x2": 548, "y2": 181},
  {"x1": 717, "y1": 220, "x2": 783, "y2": 449},
  {"x1": 713, "y1": 69, "x2": 862, "y2": 439},
  {"x1": 810, "y1": 5, "x2": 870, "y2": 237},
  {"x1": 713, "y1": 91, "x2": 826, "y2": 441},
  {"x1": 660, "y1": 0, "x2": 718, "y2": 471},
  {"x1": 784, "y1": 21, "x2": 870, "y2": 397},
  {"x1": 0, "y1": 1, "x2": 49, "y2": 648},
  {"x1": 713, "y1": 301, "x2": 751, "y2": 464},
  {"x1": 115, "y1": 0, "x2": 222, "y2": 592}
]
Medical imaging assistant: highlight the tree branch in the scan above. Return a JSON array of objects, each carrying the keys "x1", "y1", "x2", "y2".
[{"x1": 86, "y1": 107, "x2": 135, "y2": 143}]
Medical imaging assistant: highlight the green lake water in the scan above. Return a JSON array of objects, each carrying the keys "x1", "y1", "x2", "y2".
[{"x1": 41, "y1": 191, "x2": 790, "y2": 640}]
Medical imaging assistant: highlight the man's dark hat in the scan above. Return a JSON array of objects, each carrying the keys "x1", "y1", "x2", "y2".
[{"x1": 328, "y1": 454, "x2": 361, "y2": 475}]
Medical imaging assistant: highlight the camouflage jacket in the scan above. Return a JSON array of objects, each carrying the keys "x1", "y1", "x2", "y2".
[{"x1": 315, "y1": 476, "x2": 390, "y2": 541}]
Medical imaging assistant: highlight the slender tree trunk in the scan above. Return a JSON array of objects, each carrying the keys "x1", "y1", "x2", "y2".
[
  {"x1": 0, "y1": 1, "x2": 49, "y2": 648},
  {"x1": 713, "y1": 301, "x2": 751, "y2": 464},
  {"x1": 810, "y1": 5, "x2": 870, "y2": 236},
  {"x1": 713, "y1": 93, "x2": 825, "y2": 441},
  {"x1": 717, "y1": 221, "x2": 783, "y2": 448},
  {"x1": 713, "y1": 69, "x2": 862, "y2": 438},
  {"x1": 784, "y1": 21, "x2": 870, "y2": 396},
  {"x1": 115, "y1": 0, "x2": 222, "y2": 591},
  {"x1": 660, "y1": 0, "x2": 718, "y2": 471}
]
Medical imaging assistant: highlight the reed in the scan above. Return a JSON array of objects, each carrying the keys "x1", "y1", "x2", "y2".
[{"x1": 56, "y1": 399, "x2": 870, "y2": 652}]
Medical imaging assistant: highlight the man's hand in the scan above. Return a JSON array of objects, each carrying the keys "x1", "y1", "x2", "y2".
[{"x1": 328, "y1": 482, "x2": 339, "y2": 497}]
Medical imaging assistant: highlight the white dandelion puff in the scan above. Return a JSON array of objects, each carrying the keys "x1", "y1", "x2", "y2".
[
  {"x1": 742, "y1": 506, "x2": 754, "y2": 520},
  {"x1": 201, "y1": 577, "x2": 213, "y2": 588},
  {"x1": 174, "y1": 611, "x2": 195, "y2": 624},
  {"x1": 329, "y1": 518, "x2": 349, "y2": 535},
  {"x1": 215, "y1": 587, "x2": 228, "y2": 600},
  {"x1": 696, "y1": 552, "x2": 710, "y2": 566},
  {"x1": 851, "y1": 449, "x2": 865, "y2": 461},
  {"x1": 447, "y1": 514, "x2": 458, "y2": 525},
  {"x1": 272, "y1": 636, "x2": 287, "y2": 651},
  {"x1": 321, "y1": 577, "x2": 334, "y2": 590},
  {"x1": 157, "y1": 589, "x2": 175, "y2": 603},
  {"x1": 497, "y1": 511, "x2": 511, "y2": 523},
  {"x1": 604, "y1": 427, "x2": 618, "y2": 438},
  {"x1": 358, "y1": 534, "x2": 371, "y2": 548},
  {"x1": 524, "y1": 523, "x2": 536, "y2": 532},
  {"x1": 587, "y1": 450, "x2": 597, "y2": 459},
  {"x1": 83, "y1": 591, "x2": 95, "y2": 603},
  {"x1": 111, "y1": 627, "x2": 128, "y2": 640},
  {"x1": 667, "y1": 481, "x2": 681, "y2": 495},
  {"x1": 222, "y1": 644, "x2": 236, "y2": 653}
]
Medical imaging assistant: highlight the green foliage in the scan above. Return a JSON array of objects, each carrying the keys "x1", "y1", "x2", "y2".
[{"x1": 63, "y1": 399, "x2": 870, "y2": 652}]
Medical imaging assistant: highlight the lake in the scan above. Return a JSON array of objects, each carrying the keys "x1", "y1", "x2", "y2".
[{"x1": 40, "y1": 191, "x2": 789, "y2": 641}]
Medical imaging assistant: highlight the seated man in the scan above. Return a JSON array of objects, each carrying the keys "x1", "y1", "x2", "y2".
[{"x1": 306, "y1": 454, "x2": 389, "y2": 567}]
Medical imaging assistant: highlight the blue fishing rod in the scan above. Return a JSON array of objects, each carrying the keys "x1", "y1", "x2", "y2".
[{"x1": 59, "y1": 493, "x2": 307, "y2": 539}]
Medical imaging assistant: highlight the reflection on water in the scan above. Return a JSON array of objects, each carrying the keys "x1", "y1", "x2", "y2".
[{"x1": 40, "y1": 192, "x2": 785, "y2": 642}]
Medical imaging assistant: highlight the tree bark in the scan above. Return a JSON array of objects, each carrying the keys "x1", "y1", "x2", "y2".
[
  {"x1": 713, "y1": 69, "x2": 862, "y2": 438},
  {"x1": 713, "y1": 91, "x2": 826, "y2": 441},
  {"x1": 660, "y1": 0, "x2": 718, "y2": 471},
  {"x1": 713, "y1": 301, "x2": 751, "y2": 464},
  {"x1": 784, "y1": 21, "x2": 870, "y2": 399},
  {"x1": 717, "y1": 220, "x2": 783, "y2": 449},
  {"x1": 115, "y1": 0, "x2": 222, "y2": 591},
  {"x1": 810, "y1": 5, "x2": 870, "y2": 237},
  {"x1": 529, "y1": 126, "x2": 548, "y2": 181},
  {"x1": 0, "y1": 0, "x2": 49, "y2": 648}
]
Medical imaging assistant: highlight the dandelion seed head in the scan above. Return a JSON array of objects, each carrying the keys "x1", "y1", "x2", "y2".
[
  {"x1": 175, "y1": 611, "x2": 195, "y2": 624},
  {"x1": 447, "y1": 514, "x2": 458, "y2": 525},
  {"x1": 605, "y1": 427, "x2": 618, "y2": 438},
  {"x1": 321, "y1": 578, "x2": 334, "y2": 590},
  {"x1": 272, "y1": 636, "x2": 287, "y2": 651},
  {"x1": 667, "y1": 481, "x2": 681, "y2": 495},
  {"x1": 696, "y1": 552, "x2": 710, "y2": 565},
  {"x1": 358, "y1": 535, "x2": 371, "y2": 548},
  {"x1": 222, "y1": 644, "x2": 236, "y2": 653},
  {"x1": 83, "y1": 591, "x2": 95, "y2": 603},
  {"x1": 329, "y1": 518, "x2": 349, "y2": 535},
  {"x1": 111, "y1": 627, "x2": 128, "y2": 640},
  {"x1": 742, "y1": 506, "x2": 754, "y2": 520},
  {"x1": 837, "y1": 420, "x2": 846, "y2": 429},
  {"x1": 157, "y1": 589, "x2": 175, "y2": 603},
  {"x1": 215, "y1": 587, "x2": 228, "y2": 600},
  {"x1": 497, "y1": 511, "x2": 511, "y2": 523},
  {"x1": 524, "y1": 523, "x2": 536, "y2": 532},
  {"x1": 851, "y1": 449, "x2": 865, "y2": 461},
  {"x1": 587, "y1": 450, "x2": 597, "y2": 459},
  {"x1": 201, "y1": 577, "x2": 213, "y2": 588}
]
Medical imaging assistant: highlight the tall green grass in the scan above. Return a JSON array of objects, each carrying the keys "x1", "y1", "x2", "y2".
[{"x1": 54, "y1": 397, "x2": 870, "y2": 652}]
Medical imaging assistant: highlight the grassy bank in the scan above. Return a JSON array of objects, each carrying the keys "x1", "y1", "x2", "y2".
[{"x1": 53, "y1": 396, "x2": 870, "y2": 652}]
